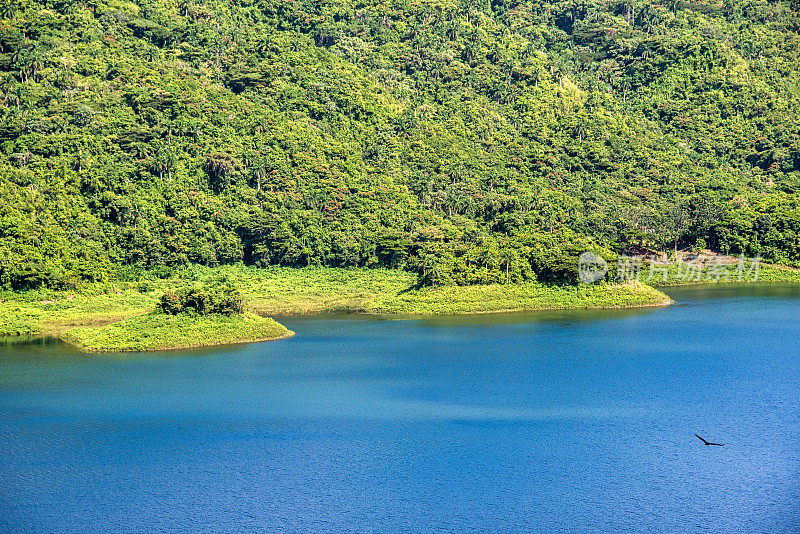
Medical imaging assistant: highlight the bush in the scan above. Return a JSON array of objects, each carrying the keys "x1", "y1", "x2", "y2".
[
  {"x1": 529, "y1": 244, "x2": 618, "y2": 285},
  {"x1": 159, "y1": 283, "x2": 245, "y2": 316}
]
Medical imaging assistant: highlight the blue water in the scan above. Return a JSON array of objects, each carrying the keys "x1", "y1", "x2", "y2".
[{"x1": 1, "y1": 284, "x2": 799, "y2": 532}]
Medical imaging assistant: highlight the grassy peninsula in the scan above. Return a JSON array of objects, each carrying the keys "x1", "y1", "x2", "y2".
[
  {"x1": 0, "y1": 292, "x2": 152, "y2": 337},
  {"x1": 2, "y1": 265, "x2": 671, "y2": 352},
  {"x1": 61, "y1": 312, "x2": 292, "y2": 353},
  {"x1": 58, "y1": 280, "x2": 293, "y2": 352},
  {"x1": 0, "y1": 265, "x2": 672, "y2": 351},
  {"x1": 5, "y1": 262, "x2": 800, "y2": 352},
  {"x1": 236, "y1": 266, "x2": 672, "y2": 315}
]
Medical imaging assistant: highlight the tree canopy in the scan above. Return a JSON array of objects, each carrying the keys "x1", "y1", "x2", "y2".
[{"x1": 1, "y1": 0, "x2": 799, "y2": 288}]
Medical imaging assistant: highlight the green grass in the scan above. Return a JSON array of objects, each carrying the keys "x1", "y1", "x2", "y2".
[
  {"x1": 241, "y1": 266, "x2": 418, "y2": 315},
  {"x1": 0, "y1": 266, "x2": 676, "y2": 341},
  {"x1": 5, "y1": 262, "x2": 799, "y2": 351},
  {"x1": 644, "y1": 261, "x2": 800, "y2": 287},
  {"x1": 0, "y1": 291, "x2": 154, "y2": 336},
  {"x1": 61, "y1": 311, "x2": 293, "y2": 352},
  {"x1": 361, "y1": 281, "x2": 672, "y2": 315},
  {"x1": 226, "y1": 266, "x2": 671, "y2": 315}
]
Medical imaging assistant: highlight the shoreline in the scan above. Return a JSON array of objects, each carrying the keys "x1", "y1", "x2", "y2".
[
  {"x1": 59, "y1": 312, "x2": 294, "y2": 353},
  {"x1": 67, "y1": 329, "x2": 296, "y2": 353},
  {"x1": 651, "y1": 279, "x2": 800, "y2": 288},
  {"x1": 3, "y1": 263, "x2": 799, "y2": 352},
  {"x1": 1, "y1": 294, "x2": 673, "y2": 353},
  {"x1": 264, "y1": 292, "x2": 676, "y2": 318}
]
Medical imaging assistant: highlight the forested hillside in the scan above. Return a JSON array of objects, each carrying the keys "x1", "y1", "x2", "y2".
[{"x1": 1, "y1": 0, "x2": 799, "y2": 289}]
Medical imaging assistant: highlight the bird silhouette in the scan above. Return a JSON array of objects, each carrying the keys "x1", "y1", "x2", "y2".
[{"x1": 695, "y1": 434, "x2": 724, "y2": 446}]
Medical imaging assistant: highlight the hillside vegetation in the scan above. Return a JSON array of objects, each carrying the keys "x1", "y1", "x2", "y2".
[{"x1": 1, "y1": 0, "x2": 799, "y2": 290}]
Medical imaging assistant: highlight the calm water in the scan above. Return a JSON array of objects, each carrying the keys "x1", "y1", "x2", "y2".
[{"x1": 1, "y1": 285, "x2": 800, "y2": 533}]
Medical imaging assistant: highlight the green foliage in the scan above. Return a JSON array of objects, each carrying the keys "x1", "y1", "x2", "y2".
[
  {"x1": 530, "y1": 242, "x2": 616, "y2": 286},
  {"x1": 0, "y1": 0, "x2": 799, "y2": 287},
  {"x1": 159, "y1": 282, "x2": 244, "y2": 316}
]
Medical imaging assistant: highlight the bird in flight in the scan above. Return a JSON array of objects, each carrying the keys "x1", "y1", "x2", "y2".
[{"x1": 695, "y1": 434, "x2": 724, "y2": 446}]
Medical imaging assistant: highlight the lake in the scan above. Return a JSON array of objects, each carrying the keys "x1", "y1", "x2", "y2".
[{"x1": 1, "y1": 284, "x2": 799, "y2": 532}]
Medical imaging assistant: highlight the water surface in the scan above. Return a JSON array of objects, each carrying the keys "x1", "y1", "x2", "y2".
[{"x1": 1, "y1": 284, "x2": 799, "y2": 532}]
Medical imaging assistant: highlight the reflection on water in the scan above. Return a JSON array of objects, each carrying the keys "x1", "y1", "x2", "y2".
[
  {"x1": 664, "y1": 281, "x2": 800, "y2": 302},
  {"x1": 416, "y1": 305, "x2": 661, "y2": 328},
  {"x1": 0, "y1": 335, "x2": 64, "y2": 349},
  {"x1": 1, "y1": 284, "x2": 800, "y2": 533}
]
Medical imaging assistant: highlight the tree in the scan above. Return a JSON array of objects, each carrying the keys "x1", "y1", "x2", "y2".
[
  {"x1": 204, "y1": 152, "x2": 235, "y2": 192},
  {"x1": 159, "y1": 283, "x2": 245, "y2": 316},
  {"x1": 499, "y1": 247, "x2": 518, "y2": 284},
  {"x1": 252, "y1": 155, "x2": 268, "y2": 192},
  {"x1": 0, "y1": 0, "x2": 18, "y2": 19},
  {"x1": 574, "y1": 118, "x2": 588, "y2": 143},
  {"x1": 665, "y1": 204, "x2": 689, "y2": 256},
  {"x1": 153, "y1": 144, "x2": 177, "y2": 182}
]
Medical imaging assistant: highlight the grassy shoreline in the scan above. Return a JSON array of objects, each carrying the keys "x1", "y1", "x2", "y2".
[
  {"x1": 2, "y1": 263, "x2": 799, "y2": 352},
  {"x1": 193, "y1": 266, "x2": 674, "y2": 316},
  {"x1": 648, "y1": 262, "x2": 800, "y2": 287},
  {"x1": 250, "y1": 279, "x2": 673, "y2": 316},
  {"x1": 61, "y1": 312, "x2": 294, "y2": 353}
]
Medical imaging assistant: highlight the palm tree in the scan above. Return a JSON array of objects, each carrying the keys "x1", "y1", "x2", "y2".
[
  {"x1": 253, "y1": 156, "x2": 269, "y2": 192},
  {"x1": 131, "y1": 142, "x2": 152, "y2": 161},
  {"x1": 144, "y1": 46, "x2": 159, "y2": 63},
  {"x1": 667, "y1": 0, "x2": 680, "y2": 15},
  {"x1": 10, "y1": 47, "x2": 30, "y2": 82},
  {"x1": 106, "y1": 57, "x2": 120, "y2": 80},
  {"x1": 574, "y1": 120, "x2": 588, "y2": 143},
  {"x1": 152, "y1": 144, "x2": 176, "y2": 182},
  {"x1": 0, "y1": 0, "x2": 18, "y2": 20},
  {"x1": 532, "y1": 68, "x2": 543, "y2": 87},
  {"x1": 626, "y1": 0, "x2": 637, "y2": 26},
  {"x1": 500, "y1": 248, "x2": 518, "y2": 284},
  {"x1": 241, "y1": 149, "x2": 254, "y2": 174},
  {"x1": 9, "y1": 83, "x2": 24, "y2": 109},
  {"x1": 28, "y1": 49, "x2": 44, "y2": 82},
  {"x1": 419, "y1": 253, "x2": 442, "y2": 287},
  {"x1": 621, "y1": 79, "x2": 632, "y2": 103},
  {"x1": 75, "y1": 150, "x2": 88, "y2": 173},
  {"x1": 0, "y1": 74, "x2": 13, "y2": 105}
]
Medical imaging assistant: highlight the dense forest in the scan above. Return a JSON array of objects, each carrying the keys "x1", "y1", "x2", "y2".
[{"x1": 1, "y1": 0, "x2": 799, "y2": 289}]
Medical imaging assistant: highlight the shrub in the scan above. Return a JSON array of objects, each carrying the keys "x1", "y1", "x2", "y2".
[{"x1": 159, "y1": 283, "x2": 245, "y2": 316}]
